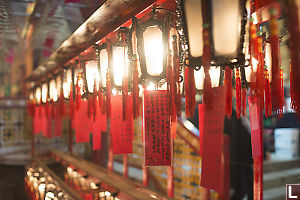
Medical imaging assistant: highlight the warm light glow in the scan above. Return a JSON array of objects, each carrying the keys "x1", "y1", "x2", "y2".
[
  {"x1": 195, "y1": 67, "x2": 220, "y2": 89},
  {"x1": 86, "y1": 60, "x2": 100, "y2": 93},
  {"x1": 194, "y1": 67, "x2": 205, "y2": 90},
  {"x1": 245, "y1": 66, "x2": 252, "y2": 82},
  {"x1": 147, "y1": 82, "x2": 156, "y2": 90},
  {"x1": 251, "y1": 57, "x2": 259, "y2": 72},
  {"x1": 143, "y1": 26, "x2": 164, "y2": 76},
  {"x1": 113, "y1": 46, "x2": 128, "y2": 86},
  {"x1": 38, "y1": 183, "x2": 45, "y2": 193},
  {"x1": 100, "y1": 49, "x2": 108, "y2": 87},
  {"x1": 49, "y1": 79, "x2": 58, "y2": 102},
  {"x1": 29, "y1": 92, "x2": 34, "y2": 101},
  {"x1": 265, "y1": 43, "x2": 272, "y2": 82},
  {"x1": 63, "y1": 69, "x2": 72, "y2": 99},
  {"x1": 105, "y1": 191, "x2": 111, "y2": 197},
  {"x1": 212, "y1": 0, "x2": 240, "y2": 57},
  {"x1": 209, "y1": 66, "x2": 221, "y2": 87},
  {"x1": 56, "y1": 76, "x2": 62, "y2": 97},
  {"x1": 45, "y1": 191, "x2": 55, "y2": 200},
  {"x1": 184, "y1": 0, "x2": 203, "y2": 57},
  {"x1": 35, "y1": 87, "x2": 41, "y2": 104},
  {"x1": 112, "y1": 88, "x2": 118, "y2": 96},
  {"x1": 42, "y1": 83, "x2": 48, "y2": 103}
]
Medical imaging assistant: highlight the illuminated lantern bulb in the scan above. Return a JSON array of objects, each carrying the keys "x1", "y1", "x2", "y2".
[
  {"x1": 100, "y1": 49, "x2": 108, "y2": 87},
  {"x1": 42, "y1": 83, "x2": 48, "y2": 103},
  {"x1": 49, "y1": 79, "x2": 58, "y2": 102},
  {"x1": 143, "y1": 26, "x2": 164, "y2": 76},
  {"x1": 56, "y1": 75, "x2": 62, "y2": 98},
  {"x1": 112, "y1": 46, "x2": 128, "y2": 87},
  {"x1": 209, "y1": 66, "x2": 221, "y2": 88},
  {"x1": 85, "y1": 60, "x2": 100, "y2": 93},
  {"x1": 63, "y1": 69, "x2": 72, "y2": 99},
  {"x1": 35, "y1": 87, "x2": 42, "y2": 104},
  {"x1": 195, "y1": 67, "x2": 205, "y2": 90}
]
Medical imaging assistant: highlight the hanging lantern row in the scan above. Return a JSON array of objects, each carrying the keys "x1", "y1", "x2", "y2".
[{"x1": 27, "y1": 0, "x2": 300, "y2": 119}]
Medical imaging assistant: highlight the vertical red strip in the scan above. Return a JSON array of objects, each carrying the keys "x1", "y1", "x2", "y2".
[
  {"x1": 200, "y1": 86, "x2": 226, "y2": 193},
  {"x1": 144, "y1": 90, "x2": 171, "y2": 166},
  {"x1": 123, "y1": 155, "x2": 128, "y2": 178},
  {"x1": 73, "y1": 101, "x2": 92, "y2": 143},
  {"x1": 184, "y1": 67, "x2": 195, "y2": 117},
  {"x1": 110, "y1": 95, "x2": 133, "y2": 154}
]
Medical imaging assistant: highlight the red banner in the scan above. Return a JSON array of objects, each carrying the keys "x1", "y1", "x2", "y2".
[
  {"x1": 73, "y1": 100, "x2": 92, "y2": 143},
  {"x1": 200, "y1": 86, "x2": 225, "y2": 193},
  {"x1": 248, "y1": 96, "x2": 262, "y2": 158},
  {"x1": 143, "y1": 90, "x2": 171, "y2": 166},
  {"x1": 110, "y1": 95, "x2": 133, "y2": 154},
  {"x1": 33, "y1": 105, "x2": 46, "y2": 135},
  {"x1": 46, "y1": 116, "x2": 53, "y2": 139},
  {"x1": 92, "y1": 102, "x2": 107, "y2": 150}
]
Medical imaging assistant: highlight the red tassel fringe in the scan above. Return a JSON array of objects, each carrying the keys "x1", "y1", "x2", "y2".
[
  {"x1": 264, "y1": 68, "x2": 272, "y2": 117},
  {"x1": 269, "y1": 8, "x2": 282, "y2": 115},
  {"x1": 225, "y1": 66, "x2": 232, "y2": 119},
  {"x1": 69, "y1": 84, "x2": 74, "y2": 118},
  {"x1": 235, "y1": 68, "x2": 242, "y2": 119},
  {"x1": 242, "y1": 89, "x2": 246, "y2": 116},
  {"x1": 185, "y1": 67, "x2": 195, "y2": 118},
  {"x1": 106, "y1": 71, "x2": 111, "y2": 119},
  {"x1": 286, "y1": 0, "x2": 300, "y2": 116},
  {"x1": 132, "y1": 56, "x2": 140, "y2": 119}
]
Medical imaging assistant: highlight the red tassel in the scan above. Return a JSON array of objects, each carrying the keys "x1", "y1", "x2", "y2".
[
  {"x1": 132, "y1": 56, "x2": 140, "y2": 119},
  {"x1": 225, "y1": 66, "x2": 232, "y2": 118},
  {"x1": 256, "y1": 37, "x2": 265, "y2": 111},
  {"x1": 59, "y1": 89, "x2": 65, "y2": 117},
  {"x1": 172, "y1": 35, "x2": 181, "y2": 121},
  {"x1": 286, "y1": 0, "x2": 300, "y2": 116},
  {"x1": 51, "y1": 101, "x2": 55, "y2": 118},
  {"x1": 269, "y1": 7, "x2": 282, "y2": 115},
  {"x1": 235, "y1": 68, "x2": 242, "y2": 118},
  {"x1": 278, "y1": 68, "x2": 284, "y2": 117},
  {"x1": 93, "y1": 84, "x2": 97, "y2": 121},
  {"x1": 45, "y1": 100, "x2": 50, "y2": 118},
  {"x1": 264, "y1": 68, "x2": 272, "y2": 117},
  {"x1": 242, "y1": 89, "x2": 247, "y2": 116},
  {"x1": 69, "y1": 84, "x2": 74, "y2": 118},
  {"x1": 167, "y1": 42, "x2": 174, "y2": 121},
  {"x1": 185, "y1": 67, "x2": 195, "y2": 118},
  {"x1": 202, "y1": 26, "x2": 213, "y2": 108},
  {"x1": 75, "y1": 79, "x2": 81, "y2": 111},
  {"x1": 122, "y1": 32, "x2": 128, "y2": 121},
  {"x1": 106, "y1": 70, "x2": 111, "y2": 119},
  {"x1": 88, "y1": 95, "x2": 93, "y2": 119}
]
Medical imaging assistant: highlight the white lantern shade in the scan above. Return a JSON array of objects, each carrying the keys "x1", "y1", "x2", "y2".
[
  {"x1": 49, "y1": 79, "x2": 58, "y2": 102},
  {"x1": 183, "y1": 0, "x2": 203, "y2": 57},
  {"x1": 194, "y1": 67, "x2": 205, "y2": 90},
  {"x1": 56, "y1": 76, "x2": 62, "y2": 97},
  {"x1": 194, "y1": 66, "x2": 220, "y2": 90},
  {"x1": 85, "y1": 60, "x2": 100, "y2": 93},
  {"x1": 35, "y1": 87, "x2": 41, "y2": 104},
  {"x1": 42, "y1": 83, "x2": 48, "y2": 103},
  {"x1": 100, "y1": 49, "x2": 108, "y2": 87},
  {"x1": 143, "y1": 26, "x2": 164, "y2": 76},
  {"x1": 63, "y1": 69, "x2": 72, "y2": 99},
  {"x1": 112, "y1": 46, "x2": 128, "y2": 87},
  {"x1": 212, "y1": 0, "x2": 240, "y2": 57},
  {"x1": 209, "y1": 66, "x2": 221, "y2": 87}
]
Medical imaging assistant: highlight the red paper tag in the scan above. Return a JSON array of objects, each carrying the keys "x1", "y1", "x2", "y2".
[
  {"x1": 92, "y1": 101, "x2": 107, "y2": 150},
  {"x1": 200, "y1": 86, "x2": 226, "y2": 193},
  {"x1": 248, "y1": 96, "x2": 262, "y2": 158},
  {"x1": 33, "y1": 105, "x2": 46, "y2": 135},
  {"x1": 73, "y1": 100, "x2": 92, "y2": 143},
  {"x1": 110, "y1": 95, "x2": 133, "y2": 154},
  {"x1": 143, "y1": 90, "x2": 171, "y2": 166}
]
